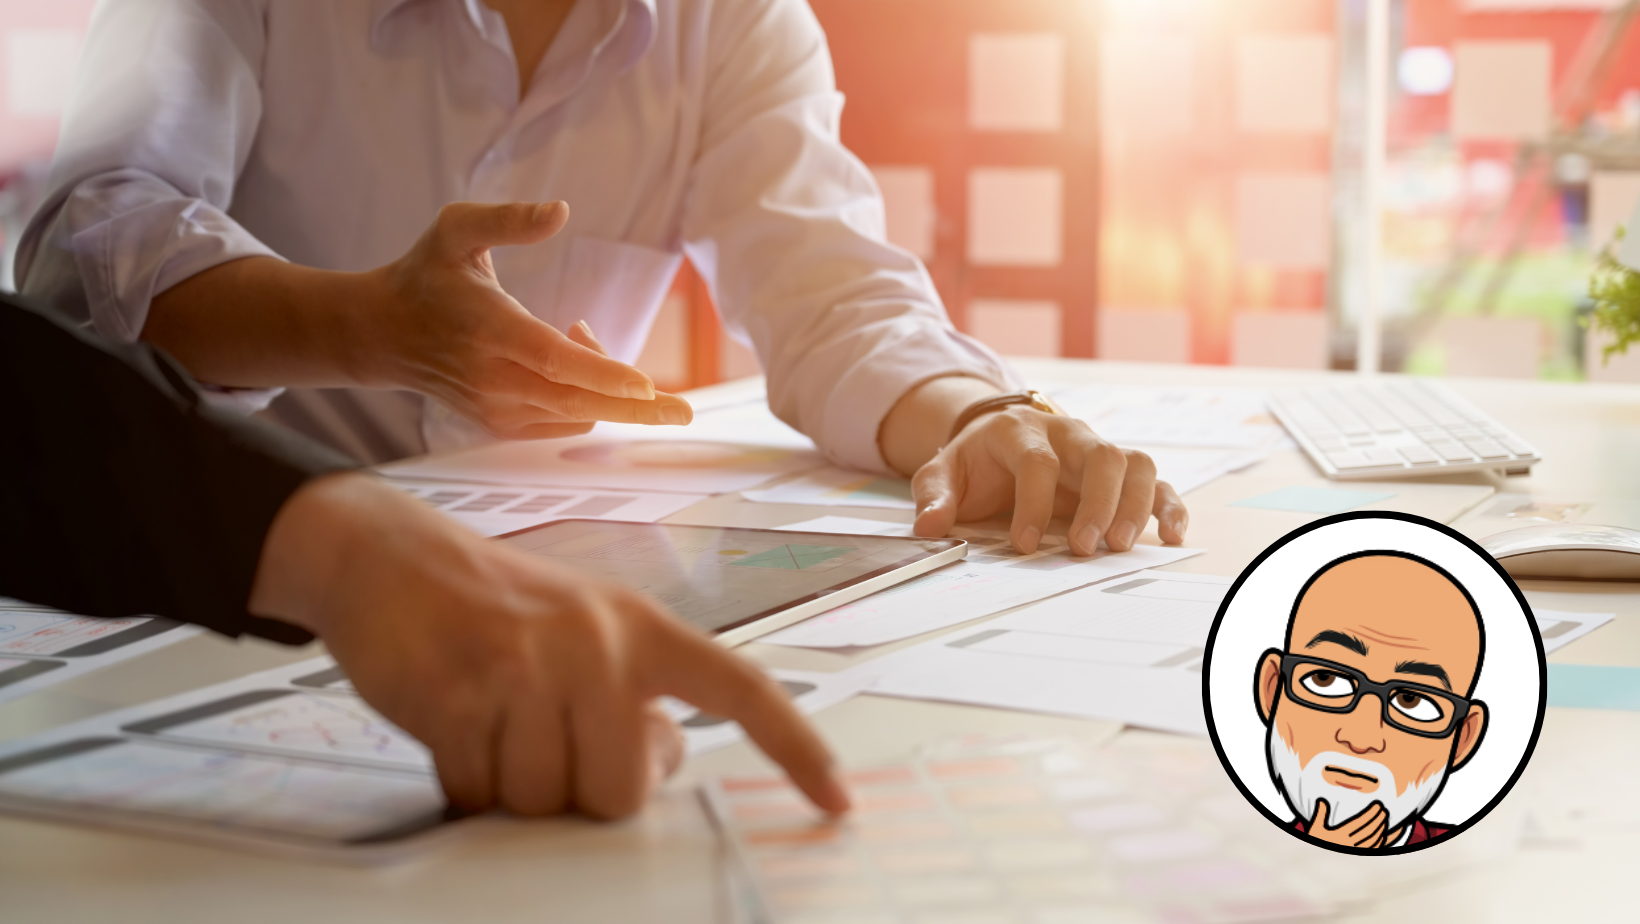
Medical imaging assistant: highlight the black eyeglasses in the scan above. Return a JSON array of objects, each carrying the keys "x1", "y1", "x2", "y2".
[{"x1": 1275, "y1": 652, "x2": 1475, "y2": 739}]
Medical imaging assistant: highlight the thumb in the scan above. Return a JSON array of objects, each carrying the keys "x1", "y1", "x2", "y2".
[
  {"x1": 912, "y1": 452, "x2": 961, "y2": 539},
  {"x1": 435, "y1": 200, "x2": 569, "y2": 255},
  {"x1": 1311, "y1": 799, "x2": 1330, "y2": 831}
]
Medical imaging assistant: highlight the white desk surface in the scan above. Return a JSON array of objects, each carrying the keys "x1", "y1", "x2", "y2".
[{"x1": 3, "y1": 359, "x2": 1638, "y2": 923}]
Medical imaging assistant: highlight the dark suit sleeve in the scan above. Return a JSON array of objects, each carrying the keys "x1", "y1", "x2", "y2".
[{"x1": 0, "y1": 294, "x2": 359, "y2": 643}]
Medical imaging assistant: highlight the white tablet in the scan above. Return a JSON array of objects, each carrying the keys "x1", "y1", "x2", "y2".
[{"x1": 495, "y1": 520, "x2": 967, "y2": 646}]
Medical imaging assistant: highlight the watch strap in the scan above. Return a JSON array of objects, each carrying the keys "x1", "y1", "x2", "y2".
[{"x1": 947, "y1": 389, "x2": 1060, "y2": 444}]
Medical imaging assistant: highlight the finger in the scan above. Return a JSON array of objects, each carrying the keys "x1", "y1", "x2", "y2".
[
  {"x1": 1152, "y1": 481, "x2": 1188, "y2": 545},
  {"x1": 502, "y1": 317, "x2": 659, "y2": 401},
  {"x1": 507, "y1": 421, "x2": 598, "y2": 440},
  {"x1": 570, "y1": 319, "x2": 612, "y2": 357},
  {"x1": 436, "y1": 200, "x2": 568, "y2": 255},
  {"x1": 431, "y1": 701, "x2": 504, "y2": 812},
  {"x1": 646, "y1": 702, "x2": 687, "y2": 786},
  {"x1": 1103, "y1": 451, "x2": 1157, "y2": 553},
  {"x1": 495, "y1": 696, "x2": 571, "y2": 816},
  {"x1": 571, "y1": 687, "x2": 652, "y2": 820},
  {"x1": 911, "y1": 451, "x2": 960, "y2": 539},
  {"x1": 1345, "y1": 802, "x2": 1387, "y2": 838},
  {"x1": 641, "y1": 616, "x2": 849, "y2": 814},
  {"x1": 1000, "y1": 426, "x2": 1060, "y2": 554},
  {"x1": 1310, "y1": 798, "x2": 1330, "y2": 831},
  {"x1": 1352, "y1": 816, "x2": 1388, "y2": 847},
  {"x1": 1062, "y1": 433, "x2": 1124, "y2": 556},
  {"x1": 484, "y1": 362, "x2": 693, "y2": 426}
]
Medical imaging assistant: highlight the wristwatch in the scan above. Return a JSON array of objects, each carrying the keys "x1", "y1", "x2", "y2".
[{"x1": 948, "y1": 390, "x2": 1062, "y2": 444}]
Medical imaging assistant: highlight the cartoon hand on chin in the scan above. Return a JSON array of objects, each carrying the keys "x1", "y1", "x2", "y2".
[{"x1": 1307, "y1": 799, "x2": 1392, "y2": 849}]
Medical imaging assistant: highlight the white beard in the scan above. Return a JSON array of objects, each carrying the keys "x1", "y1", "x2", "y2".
[{"x1": 1268, "y1": 727, "x2": 1446, "y2": 833}]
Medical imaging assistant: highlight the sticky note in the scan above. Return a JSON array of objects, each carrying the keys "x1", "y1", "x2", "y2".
[
  {"x1": 1235, "y1": 35, "x2": 1333, "y2": 133},
  {"x1": 969, "y1": 299, "x2": 1062, "y2": 357},
  {"x1": 1234, "y1": 173, "x2": 1329, "y2": 268},
  {"x1": 1098, "y1": 309, "x2": 1191, "y2": 363},
  {"x1": 968, "y1": 168, "x2": 1064, "y2": 266},
  {"x1": 1231, "y1": 312, "x2": 1328, "y2": 370},
  {"x1": 1589, "y1": 171, "x2": 1640, "y2": 255},
  {"x1": 1230, "y1": 486, "x2": 1394, "y2": 514},
  {"x1": 1438, "y1": 317, "x2": 1540, "y2": 379},
  {"x1": 1452, "y1": 41, "x2": 1551, "y2": 140},
  {"x1": 1547, "y1": 665, "x2": 1640, "y2": 711},
  {"x1": 970, "y1": 33, "x2": 1064, "y2": 132}
]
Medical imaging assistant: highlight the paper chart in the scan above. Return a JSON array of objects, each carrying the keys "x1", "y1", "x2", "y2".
[
  {"x1": 0, "y1": 600, "x2": 202, "y2": 705},
  {"x1": 387, "y1": 478, "x2": 704, "y2": 537}
]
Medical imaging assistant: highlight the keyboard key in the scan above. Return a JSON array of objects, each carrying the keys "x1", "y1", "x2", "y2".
[
  {"x1": 1326, "y1": 450, "x2": 1378, "y2": 470},
  {"x1": 1501, "y1": 438, "x2": 1534, "y2": 456},
  {"x1": 1462, "y1": 438, "x2": 1510, "y2": 460},
  {"x1": 1397, "y1": 445, "x2": 1440, "y2": 465},
  {"x1": 1427, "y1": 441, "x2": 1474, "y2": 462},
  {"x1": 1363, "y1": 448, "x2": 1405, "y2": 466}
]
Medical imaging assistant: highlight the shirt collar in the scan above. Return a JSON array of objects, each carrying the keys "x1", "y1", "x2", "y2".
[{"x1": 370, "y1": 0, "x2": 656, "y2": 72}]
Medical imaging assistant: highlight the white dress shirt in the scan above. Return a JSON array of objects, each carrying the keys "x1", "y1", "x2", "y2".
[{"x1": 18, "y1": 0, "x2": 1013, "y2": 470}]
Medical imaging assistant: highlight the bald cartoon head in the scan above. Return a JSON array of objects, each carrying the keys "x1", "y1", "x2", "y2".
[{"x1": 1254, "y1": 553, "x2": 1488, "y2": 850}]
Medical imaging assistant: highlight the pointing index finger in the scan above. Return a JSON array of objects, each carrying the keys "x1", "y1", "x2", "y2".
[
  {"x1": 506, "y1": 317, "x2": 657, "y2": 400},
  {"x1": 641, "y1": 614, "x2": 850, "y2": 814}
]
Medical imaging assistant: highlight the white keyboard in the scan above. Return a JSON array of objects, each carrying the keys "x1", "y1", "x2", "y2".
[{"x1": 1268, "y1": 380, "x2": 1541, "y2": 480}]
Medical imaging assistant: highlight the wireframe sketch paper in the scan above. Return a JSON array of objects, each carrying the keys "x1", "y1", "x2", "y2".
[
  {"x1": 0, "y1": 600, "x2": 202, "y2": 705},
  {"x1": 742, "y1": 468, "x2": 917, "y2": 509},
  {"x1": 704, "y1": 736, "x2": 1338, "y2": 924},
  {"x1": 385, "y1": 478, "x2": 704, "y2": 537},
  {"x1": 740, "y1": 448, "x2": 1264, "y2": 511},
  {"x1": 759, "y1": 519, "x2": 1203, "y2": 648},
  {"x1": 0, "y1": 656, "x2": 870, "y2": 858},
  {"x1": 848, "y1": 571, "x2": 1613, "y2": 736},
  {"x1": 1048, "y1": 384, "x2": 1295, "y2": 451},
  {"x1": 854, "y1": 571, "x2": 1231, "y2": 735},
  {"x1": 380, "y1": 399, "x2": 825, "y2": 495}
]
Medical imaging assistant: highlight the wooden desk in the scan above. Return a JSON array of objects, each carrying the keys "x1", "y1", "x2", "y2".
[{"x1": 2, "y1": 360, "x2": 1637, "y2": 923}]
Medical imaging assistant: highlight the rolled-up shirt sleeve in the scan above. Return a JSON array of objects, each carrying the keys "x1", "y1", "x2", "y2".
[
  {"x1": 16, "y1": 0, "x2": 283, "y2": 412},
  {"x1": 680, "y1": 0, "x2": 1018, "y2": 474}
]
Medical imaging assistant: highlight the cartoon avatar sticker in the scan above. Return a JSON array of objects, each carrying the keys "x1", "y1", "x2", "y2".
[{"x1": 1204, "y1": 512, "x2": 1546, "y2": 855}]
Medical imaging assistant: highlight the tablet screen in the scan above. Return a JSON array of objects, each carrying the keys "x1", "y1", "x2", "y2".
[{"x1": 496, "y1": 521, "x2": 960, "y2": 634}]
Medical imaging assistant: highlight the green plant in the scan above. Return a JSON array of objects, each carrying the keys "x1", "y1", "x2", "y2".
[{"x1": 1588, "y1": 227, "x2": 1640, "y2": 362}]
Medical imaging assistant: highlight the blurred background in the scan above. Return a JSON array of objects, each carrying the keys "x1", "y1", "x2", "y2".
[{"x1": 6, "y1": 0, "x2": 1640, "y2": 391}]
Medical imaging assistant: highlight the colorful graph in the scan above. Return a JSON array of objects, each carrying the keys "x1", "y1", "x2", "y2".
[
  {"x1": 560, "y1": 440, "x2": 795, "y2": 469},
  {"x1": 727, "y1": 544, "x2": 856, "y2": 571},
  {"x1": 162, "y1": 693, "x2": 431, "y2": 769}
]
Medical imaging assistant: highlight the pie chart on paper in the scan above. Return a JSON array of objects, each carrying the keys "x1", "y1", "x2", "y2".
[{"x1": 559, "y1": 441, "x2": 797, "y2": 470}]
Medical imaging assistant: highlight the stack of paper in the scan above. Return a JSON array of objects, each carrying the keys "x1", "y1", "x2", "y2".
[
  {"x1": 847, "y1": 571, "x2": 1613, "y2": 736},
  {"x1": 0, "y1": 656, "x2": 870, "y2": 857},
  {"x1": 706, "y1": 736, "x2": 1336, "y2": 923},
  {"x1": 760, "y1": 517, "x2": 1203, "y2": 649},
  {"x1": 0, "y1": 600, "x2": 201, "y2": 705},
  {"x1": 385, "y1": 478, "x2": 704, "y2": 537},
  {"x1": 1048, "y1": 384, "x2": 1292, "y2": 452}
]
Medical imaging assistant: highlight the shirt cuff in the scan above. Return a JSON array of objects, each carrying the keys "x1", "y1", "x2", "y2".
[
  {"x1": 817, "y1": 323, "x2": 1021, "y2": 474},
  {"x1": 63, "y1": 176, "x2": 283, "y2": 343}
]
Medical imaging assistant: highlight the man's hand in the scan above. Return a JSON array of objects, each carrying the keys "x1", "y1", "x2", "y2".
[
  {"x1": 363, "y1": 201, "x2": 692, "y2": 439},
  {"x1": 145, "y1": 200, "x2": 693, "y2": 440},
  {"x1": 249, "y1": 473, "x2": 849, "y2": 819},
  {"x1": 881, "y1": 377, "x2": 1187, "y2": 555},
  {"x1": 1307, "y1": 799, "x2": 1390, "y2": 849}
]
